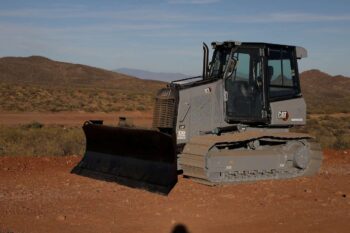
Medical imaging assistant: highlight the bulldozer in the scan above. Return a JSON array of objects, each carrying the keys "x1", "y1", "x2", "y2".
[{"x1": 72, "y1": 41, "x2": 322, "y2": 194}]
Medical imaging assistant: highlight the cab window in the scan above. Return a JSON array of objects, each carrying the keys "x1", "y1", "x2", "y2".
[{"x1": 268, "y1": 49, "x2": 300, "y2": 100}]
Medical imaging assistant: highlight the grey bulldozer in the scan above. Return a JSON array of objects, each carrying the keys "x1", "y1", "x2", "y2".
[{"x1": 72, "y1": 41, "x2": 322, "y2": 194}]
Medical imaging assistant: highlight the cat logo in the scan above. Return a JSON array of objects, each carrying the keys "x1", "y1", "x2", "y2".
[{"x1": 277, "y1": 111, "x2": 289, "y2": 121}]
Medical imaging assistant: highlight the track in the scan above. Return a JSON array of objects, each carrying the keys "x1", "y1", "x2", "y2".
[{"x1": 179, "y1": 131, "x2": 322, "y2": 184}]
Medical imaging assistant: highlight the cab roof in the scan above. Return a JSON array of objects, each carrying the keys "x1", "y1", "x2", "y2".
[{"x1": 211, "y1": 41, "x2": 307, "y2": 58}]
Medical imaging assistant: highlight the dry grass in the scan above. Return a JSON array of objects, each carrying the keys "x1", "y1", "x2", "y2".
[
  {"x1": 293, "y1": 115, "x2": 350, "y2": 149},
  {"x1": 0, "y1": 83, "x2": 157, "y2": 112},
  {"x1": 0, "y1": 115, "x2": 349, "y2": 157},
  {"x1": 0, "y1": 123, "x2": 85, "y2": 156}
]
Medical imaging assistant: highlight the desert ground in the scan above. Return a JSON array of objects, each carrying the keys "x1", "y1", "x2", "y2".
[
  {"x1": 0, "y1": 111, "x2": 349, "y2": 233},
  {"x1": 0, "y1": 149, "x2": 349, "y2": 233}
]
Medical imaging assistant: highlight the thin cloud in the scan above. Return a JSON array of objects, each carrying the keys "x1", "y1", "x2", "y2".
[
  {"x1": 1, "y1": 7, "x2": 350, "y2": 24},
  {"x1": 168, "y1": 0, "x2": 220, "y2": 4},
  {"x1": 0, "y1": 7, "x2": 85, "y2": 18},
  {"x1": 262, "y1": 13, "x2": 350, "y2": 23}
]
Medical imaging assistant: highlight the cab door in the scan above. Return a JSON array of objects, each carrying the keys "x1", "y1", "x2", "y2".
[{"x1": 224, "y1": 48, "x2": 265, "y2": 123}]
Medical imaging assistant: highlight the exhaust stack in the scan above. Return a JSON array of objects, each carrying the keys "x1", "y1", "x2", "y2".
[{"x1": 202, "y1": 42, "x2": 209, "y2": 79}]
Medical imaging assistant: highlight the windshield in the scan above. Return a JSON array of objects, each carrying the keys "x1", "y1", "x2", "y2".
[
  {"x1": 209, "y1": 48, "x2": 231, "y2": 78},
  {"x1": 209, "y1": 47, "x2": 261, "y2": 83}
]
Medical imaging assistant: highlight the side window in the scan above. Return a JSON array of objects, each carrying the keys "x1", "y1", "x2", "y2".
[
  {"x1": 269, "y1": 58, "x2": 282, "y2": 85},
  {"x1": 282, "y1": 51, "x2": 293, "y2": 87},
  {"x1": 268, "y1": 49, "x2": 299, "y2": 99},
  {"x1": 281, "y1": 59, "x2": 293, "y2": 87},
  {"x1": 234, "y1": 53, "x2": 250, "y2": 81}
]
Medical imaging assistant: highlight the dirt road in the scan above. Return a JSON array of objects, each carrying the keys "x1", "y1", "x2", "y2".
[{"x1": 0, "y1": 150, "x2": 350, "y2": 233}]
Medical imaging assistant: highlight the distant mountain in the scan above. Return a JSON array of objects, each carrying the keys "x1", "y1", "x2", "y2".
[
  {"x1": 115, "y1": 68, "x2": 190, "y2": 82},
  {"x1": 0, "y1": 56, "x2": 166, "y2": 112},
  {"x1": 0, "y1": 56, "x2": 168, "y2": 90},
  {"x1": 300, "y1": 69, "x2": 350, "y2": 114},
  {"x1": 0, "y1": 56, "x2": 136, "y2": 86}
]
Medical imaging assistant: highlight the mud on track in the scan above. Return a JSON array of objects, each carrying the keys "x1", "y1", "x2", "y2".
[{"x1": 0, "y1": 150, "x2": 350, "y2": 233}]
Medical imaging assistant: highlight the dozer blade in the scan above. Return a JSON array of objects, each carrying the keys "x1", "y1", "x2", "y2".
[{"x1": 71, "y1": 121, "x2": 177, "y2": 195}]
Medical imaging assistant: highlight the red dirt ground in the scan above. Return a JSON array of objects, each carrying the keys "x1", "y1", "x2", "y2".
[{"x1": 0, "y1": 150, "x2": 349, "y2": 233}]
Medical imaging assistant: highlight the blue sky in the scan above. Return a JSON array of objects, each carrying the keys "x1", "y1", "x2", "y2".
[{"x1": 0, "y1": 0, "x2": 350, "y2": 76}]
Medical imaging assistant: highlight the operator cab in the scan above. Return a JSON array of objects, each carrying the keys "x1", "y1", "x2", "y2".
[{"x1": 208, "y1": 41, "x2": 306, "y2": 125}]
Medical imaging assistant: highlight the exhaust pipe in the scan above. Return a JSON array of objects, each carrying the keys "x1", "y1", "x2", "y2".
[{"x1": 202, "y1": 42, "x2": 209, "y2": 79}]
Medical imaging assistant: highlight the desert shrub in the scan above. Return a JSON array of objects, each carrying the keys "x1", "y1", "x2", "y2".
[
  {"x1": 0, "y1": 125, "x2": 85, "y2": 156},
  {"x1": 108, "y1": 106, "x2": 122, "y2": 112},
  {"x1": 21, "y1": 121, "x2": 44, "y2": 129},
  {"x1": 125, "y1": 106, "x2": 134, "y2": 111},
  {"x1": 136, "y1": 105, "x2": 146, "y2": 111},
  {"x1": 293, "y1": 115, "x2": 350, "y2": 149},
  {"x1": 0, "y1": 82, "x2": 158, "y2": 113},
  {"x1": 333, "y1": 136, "x2": 350, "y2": 149},
  {"x1": 126, "y1": 93, "x2": 137, "y2": 100}
]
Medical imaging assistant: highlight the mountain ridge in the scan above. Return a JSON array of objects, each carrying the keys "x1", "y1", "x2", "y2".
[
  {"x1": 0, "y1": 55, "x2": 165, "y2": 88},
  {"x1": 0, "y1": 56, "x2": 349, "y2": 113},
  {"x1": 0, "y1": 56, "x2": 166, "y2": 112},
  {"x1": 300, "y1": 69, "x2": 350, "y2": 113}
]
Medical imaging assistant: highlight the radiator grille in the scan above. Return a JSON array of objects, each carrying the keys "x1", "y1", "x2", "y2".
[{"x1": 152, "y1": 88, "x2": 176, "y2": 129}]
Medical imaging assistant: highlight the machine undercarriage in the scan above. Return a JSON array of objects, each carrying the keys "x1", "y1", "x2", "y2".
[{"x1": 179, "y1": 131, "x2": 322, "y2": 184}]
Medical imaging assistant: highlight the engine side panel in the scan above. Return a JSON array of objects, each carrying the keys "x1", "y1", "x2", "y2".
[{"x1": 175, "y1": 79, "x2": 230, "y2": 144}]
